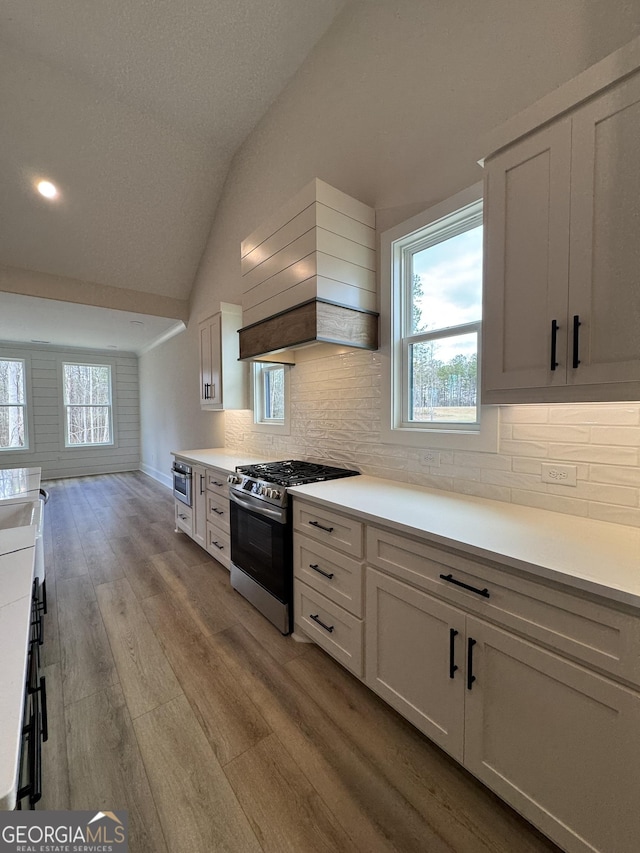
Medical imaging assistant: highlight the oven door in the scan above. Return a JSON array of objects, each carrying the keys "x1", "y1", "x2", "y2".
[{"x1": 229, "y1": 491, "x2": 291, "y2": 604}]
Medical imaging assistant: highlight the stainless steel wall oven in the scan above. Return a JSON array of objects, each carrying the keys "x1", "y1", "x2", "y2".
[
  {"x1": 229, "y1": 461, "x2": 359, "y2": 635},
  {"x1": 172, "y1": 460, "x2": 192, "y2": 507}
]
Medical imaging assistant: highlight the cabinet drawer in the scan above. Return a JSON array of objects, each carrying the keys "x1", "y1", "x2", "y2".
[
  {"x1": 294, "y1": 534, "x2": 363, "y2": 617},
  {"x1": 293, "y1": 501, "x2": 363, "y2": 558},
  {"x1": 175, "y1": 501, "x2": 192, "y2": 535},
  {"x1": 206, "y1": 467, "x2": 230, "y2": 498},
  {"x1": 294, "y1": 581, "x2": 363, "y2": 677},
  {"x1": 367, "y1": 525, "x2": 640, "y2": 688},
  {"x1": 206, "y1": 521, "x2": 230, "y2": 569},
  {"x1": 206, "y1": 492, "x2": 230, "y2": 533}
]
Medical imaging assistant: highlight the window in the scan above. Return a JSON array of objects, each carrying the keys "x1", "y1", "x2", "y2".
[
  {"x1": 63, "y1": 362, "x2": 113, "y2": 447},
  {"x1": 402, "y1": 205, "x2": 482, "y2": 428},
  {"x1": 382, "y1": 183, "x2": 498, "y2": 451},
  {"x1": 253, "y1": 362, "x2": 290, "y2": 433},
  {"x1": 0, "y1": 358, "x2": 27, "y2": 450}
]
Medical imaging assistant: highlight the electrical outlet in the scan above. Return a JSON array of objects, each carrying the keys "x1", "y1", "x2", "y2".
[
  {"x1": 420, "y1": 450, "x2": 440, "y2": 467},
  {"x1": 541, "y1": 463, "x2": 577, "y2": 487}
]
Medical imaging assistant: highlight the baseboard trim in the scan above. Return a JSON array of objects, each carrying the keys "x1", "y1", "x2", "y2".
[{"x1": 140, "y1": 462, "x2": 172, "y2": 489}]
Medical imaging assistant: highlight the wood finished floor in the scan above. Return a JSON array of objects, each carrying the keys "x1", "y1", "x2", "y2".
[{"x1": 37, "y1": 472, "x2": 562, "y2": 853}]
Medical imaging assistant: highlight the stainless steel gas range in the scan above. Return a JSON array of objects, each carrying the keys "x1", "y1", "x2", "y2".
[{"x1": 228, "y1": 460, "x2": 359, "y2": 634}]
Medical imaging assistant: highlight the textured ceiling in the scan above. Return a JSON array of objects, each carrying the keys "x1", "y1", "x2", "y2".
[{"x1": 0, "y1": 0, "x2": 345, "y2": 315}]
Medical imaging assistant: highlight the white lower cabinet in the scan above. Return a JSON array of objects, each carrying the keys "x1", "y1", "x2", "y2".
[
  {"x1": 174, "y1": 500, "x2": 192, "y2": 536},
  {"x1": 291, "y1": 496, "x2": 640, "y2": 853},
  {"x1": 365, "y1": 568, "x2": 465, "y2": 761},
  {"x1": 192, "y1": 464, "x2": 207, "y2": 549},
  {"x1": 464, "y1": 617, "x2": 640, "y2": 853},
  {"x1": 172, "y1": 458, "x2": 231, "y2": 569}
]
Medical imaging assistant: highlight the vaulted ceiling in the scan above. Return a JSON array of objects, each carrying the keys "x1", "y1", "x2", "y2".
[{"x1": 0, "y1": 0, "x2": 345, "y2": 347}]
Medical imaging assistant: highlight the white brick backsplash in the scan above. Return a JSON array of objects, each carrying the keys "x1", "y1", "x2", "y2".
[
  {"x1": 512, "y1": 424, "x2": 591, "y2": 443},
  {"x1": 511, "y1": 489, "x2": 589, "y2": 517},
  {"x1": 225, "y1": 350, "x2": 640, "y2": 528},
  {"x1": 588, "y1": 503, "x2": 640, "y2": 527},
  {"x1": 589, "y1": 465, "x2": 640, "y2": 487},
  {"x1": 548, "y1": 443, "x2": 639, "y2": 465},
  {"x1": 548, "y1": 404, "x2": 640, "y2": 425},
  {"x1": 589, "y1": 426, "x2": 640, "y2": 446}
]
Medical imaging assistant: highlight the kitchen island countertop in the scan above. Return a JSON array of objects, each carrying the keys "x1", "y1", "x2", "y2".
[{"x1": 288, "y1": 475, "x2": 640, "y2": 611}]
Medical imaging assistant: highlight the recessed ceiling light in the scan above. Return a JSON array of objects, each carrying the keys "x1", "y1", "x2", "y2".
[
  {"x1": 36, "y1": 180, "x2": 59, "y2": 199},
  {"x1": 31, "y1": 339, "x2": 50, "y2": 344},
  {"x1": 130, "y1": 320, "x2": 144, "y2": 326},
  {"x1": 107, "y1": 345, "x2": 118, "y2": 349}
]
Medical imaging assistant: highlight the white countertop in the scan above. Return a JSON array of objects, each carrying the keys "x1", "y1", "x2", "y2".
[
  {"x1": 288, "y1": 476, "x2": 640, "y2": 611},
  {"x1": 0, "y1": 466, "x2": 41, "y2": 810},
  {"x1": 0, "y1": 468, "x2": 41, "y2": 502},
  {"x1": 172, "y1": 448, "x2": 272, "y2": 472},
  {"x1": 0, "y1": 547, "x2": 36, "y2": 811}
]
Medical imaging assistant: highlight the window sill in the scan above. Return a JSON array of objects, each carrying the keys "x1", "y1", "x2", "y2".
[{"x1": 381, "y1": 406, "x2": 499, "y2": 452}]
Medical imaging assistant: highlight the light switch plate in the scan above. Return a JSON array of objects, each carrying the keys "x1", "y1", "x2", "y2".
[{"x1": 541, "y1": 463, "x2": 577, "y2": 487}]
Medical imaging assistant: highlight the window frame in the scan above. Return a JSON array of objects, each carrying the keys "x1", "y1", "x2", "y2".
[
  {"x1": 0, "y1": 356, "x2": 30, "y2": 452},
  {"x1": 380, "y1": 182, "x2": 499, "y2": 452},
  {"x1": 252, "y1": 362, "x2": 291, "y2": 435},
  {"x1": 61, "y1": 360, "x2": 115, "y2": 449}
]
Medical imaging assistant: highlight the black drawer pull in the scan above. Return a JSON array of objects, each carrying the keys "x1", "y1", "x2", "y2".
[
  {"x1": 439, "y1": 573, "x2": 490, "y2": 599},
  {"x1": 200, "y1": 474, "x2": 205, "y2": 495},
  {"x1": 212, "y1": 507, "x2": 225, "y2": 515},
  {"x1": 309, "y1": 520, "x2": 334, "y2": 533},
  {"x1": 310, "y1": 613, "x2": 334, "y2": 633},
  {"x1": 211, "y1": 540, "x2": 224, "y2": 550},
  {"x1": 211, "y1": 481, "x2": 224, "y2": 487},
  {"x1": 309, "y1": 563, "x2": 334, "y2": 580},
  {"x1": 40, "y1": 676, "x2": 48, "y2": 743},
  {"x1": 550, "y1": 319, "x2": 559, "y2": 370},
  {"x1": 572, "y1": 314, "x2": 581, "y2": 369},
  {"x1": 449, "y1": 628, "x2": 459, "y2": 679},
  {"x1": 467, "y1": 638, "x2": 477, "y2": 690}
]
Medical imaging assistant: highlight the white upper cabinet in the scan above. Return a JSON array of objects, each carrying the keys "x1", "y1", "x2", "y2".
[
  {"x1": 198, "y1": 303, "x2": 247, "y2": 410},
  {"x1": 482, "y1": 41, "x2": 640, "y2": 403}
]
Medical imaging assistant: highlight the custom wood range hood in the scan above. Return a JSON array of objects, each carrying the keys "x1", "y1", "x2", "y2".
[{"x1": 238, "y1": 179, "x2": 378, "y2": 363}]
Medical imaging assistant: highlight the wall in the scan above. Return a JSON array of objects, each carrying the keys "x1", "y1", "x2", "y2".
[
  {"x1": 0, "y1": 342, "x2": 140, "y2": 478},
  {"x1": 225, "y1": 352, "x2": 640, "y2": 527},
  {"x1": 138, "y1": 328, "x2": 225, "y2": 486},
  {"x1": 139, "y1": 0, "x2": 640, "y2": 523}
]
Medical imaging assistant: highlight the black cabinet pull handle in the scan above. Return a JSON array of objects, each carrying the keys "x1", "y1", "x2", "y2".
[
  {"x1": 309, "y1": 563, "x2": 334, "y2": 580},
  {"x1": 467, "y1": 638, "x2": 477, "y2": 690},
  {"x1": 572, "y1": 314, "x2": 581, "y2": 369},
  {"x1": 309, "y1": 520, "x2": 334, "y2": 533},
  {"x1": 212, "y1": 507, "x2": 224, "y2": 515},
  {"x1": 212, "y1": 481, "x2": 224, "y2": 488},
  {"x1": 439, "y1": 573, "x2": 490, "y2": 599},
  {"x1": 200, "y1": 474, "x2": 205, "y2": 495},
  {"x1": 550, "y1": 319, "x2": 559, "y2": 370},
  {"x1": 203, "y1": 382, "x2": 209, "y2": 399},
  {"x1": 310, "y1": 613, "x2": 334, "y2": 633},
  {"x1": 449, "y1": 628, "x2": 459, "y2": 679},
  {"x1": 40, "y1": 676, "x2": 48, "y2": 743},
  {"x1": 211, "y1": 540, "x2": 224, "y2": 550}
]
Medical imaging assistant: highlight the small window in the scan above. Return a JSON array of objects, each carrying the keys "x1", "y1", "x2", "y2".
[
  {"x1": 63, "y1": 362, "x2": 113, "y2": 447},
  {"x1": 0, "y1": 358, "x2": 28, "y2": 450},
  {"x1": 253, "y1": 362, "x2": 290, "y2": 433}
]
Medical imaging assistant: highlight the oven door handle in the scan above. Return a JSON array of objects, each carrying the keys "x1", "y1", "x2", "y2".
[
  {"x1": 229, "y1": 489, "x2": 287, "y2": 524},
  {"x1": 171, "y1": 468, "x2": 192, "y2": 478}
]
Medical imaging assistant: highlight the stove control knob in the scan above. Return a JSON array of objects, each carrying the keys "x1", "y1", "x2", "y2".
[
  {"x1": 227, "y1": 474, "x2": 241, "y2": 485},
  {"x1": 268, "y1": 488, "x2": 281, "y2": 500},
  {"x1": 258, "y1": 485, "x2": 267, "y2": 496}
]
